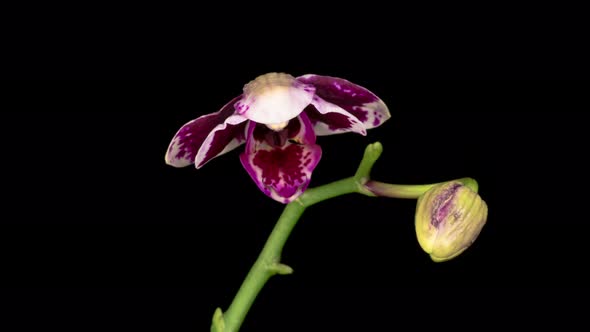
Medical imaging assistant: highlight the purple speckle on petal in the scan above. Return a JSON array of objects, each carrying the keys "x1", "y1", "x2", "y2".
[
  {"x1": 235, "y1": 101, "x2": 250, "y2": 114},
  {"x1": 300, "y1": 76, "x2": 376, "y2": 104},
  {"x1": 253, "y1": 144, "x2": 307, "y2": 189},
  {"x1": 305, "y1": 106, "x2": 353, "y2": 131},
  {"x1": 173, "y1": 124, "x2": 208, "y2": 160},
  {"x1": 322, "y1": 113, "x2": 353, "y2": 130},
  {"x1": 373, "y1": 112, "x2": 384, "y2": 126},
  {"x1": 350, "y1": 106, "x2": 368, "y2": 122}
]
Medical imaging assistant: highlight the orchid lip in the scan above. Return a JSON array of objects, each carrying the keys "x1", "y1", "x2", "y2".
[{"x1": 239, "y1": 112, "x2": 322, "y2": 203}]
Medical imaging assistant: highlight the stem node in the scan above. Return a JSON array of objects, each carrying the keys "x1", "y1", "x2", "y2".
[{"x1": 269, "y1": 263, "x2": 294, "y2": 275}]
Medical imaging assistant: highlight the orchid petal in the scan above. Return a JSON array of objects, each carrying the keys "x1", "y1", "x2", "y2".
[
  {"x1": 235, "y1": 73, "x2": 315, "y2": 125},
  {"x1": 286, "y1": 110, "x2": 316, "y2": 145},
  {"x1": 165, "y1": 95, "x2": 243, "y2": 167},
  {"x1": 240, "y1": 114, "x2": 321, "y2": 203},
  {"x1": 297, "y1": 74, "x2": 390, "y2": 134},
  {"x1": 306, "y1": 98, "x2": 368, "y2": 136},
  {"x1": 195, "y1": 114, "x2": 248, "y2": 168}
]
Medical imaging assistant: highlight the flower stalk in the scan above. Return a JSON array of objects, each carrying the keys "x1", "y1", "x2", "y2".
[
  {"x1": 211, "y1": 142, "x2": 486, "y2": 331},
  {"x1": 211, "y1": 142, "x2": 382, "y2": 332},
  {"x1": 364, "y1": 177, "x2": 478, "y2": 199}
]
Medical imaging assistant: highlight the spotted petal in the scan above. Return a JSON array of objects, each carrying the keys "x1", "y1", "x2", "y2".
[
  {"x1": 305, "y1": 98, "x2": 367, "y2": 136},
  {"x1": 297, "y1": 74, "x2": 390, "y2": 135},
  {"x1": 240, "y1": 113, "x2": 322, "y2": 203},
  {"x1": 165, "y1": 95, "x2": 245, "y2": 167},
  {"x1": 195, "y1": 114, "x2": 248, "y2": 168}
]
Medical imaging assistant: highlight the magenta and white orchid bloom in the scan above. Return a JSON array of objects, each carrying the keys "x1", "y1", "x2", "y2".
[{"x1": 165, "y1": 72, "x2": 390, "y2": 203}]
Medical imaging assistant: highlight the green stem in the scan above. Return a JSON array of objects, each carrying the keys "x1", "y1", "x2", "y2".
[
  {"x1": 364, "y1": 177, "x2": 478, "y2": 199},
  {"x1": 211, "y1": 143, "x2": 383, "y2": 332},
  {"x1": 364, "y1": 181, "x2": 439, "y2": 199},
  {"x1": 210, "y1": 143, "x2": 477, "y2": 332}
]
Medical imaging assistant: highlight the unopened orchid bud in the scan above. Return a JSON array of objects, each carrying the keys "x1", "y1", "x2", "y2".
[{"x1": 415, "y1": 180, "x2": 488, "y2": 262}]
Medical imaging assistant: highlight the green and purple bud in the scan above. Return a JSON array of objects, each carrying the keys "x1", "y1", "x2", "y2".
[{"x1": 415, "y1": 180, "x2": 488, "y2": 262}]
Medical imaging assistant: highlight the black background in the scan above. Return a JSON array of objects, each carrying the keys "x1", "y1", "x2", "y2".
[{"x1": 2, "y1": 6, "x2": 589, "y2": 332}]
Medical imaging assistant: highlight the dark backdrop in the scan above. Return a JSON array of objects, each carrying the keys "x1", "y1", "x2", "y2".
[
  {"x1": 2, "y1": 79, "x2": 587, "y2": 331},
  {"x1": 2, "y1": 7, "x2": 589, "y2": 330}
]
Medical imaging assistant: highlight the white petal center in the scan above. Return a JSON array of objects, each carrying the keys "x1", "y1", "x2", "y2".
[{"x1": 236, "y1": 72, "x2": 315, "y2": 125}]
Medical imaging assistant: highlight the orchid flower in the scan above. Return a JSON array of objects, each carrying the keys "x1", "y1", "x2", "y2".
[{"x1": 165, "y1": 72, "x2": 390, "y2": 203}]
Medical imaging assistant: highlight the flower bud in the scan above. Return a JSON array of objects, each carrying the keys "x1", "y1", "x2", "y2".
[{"x1": 415, "y1": 181, "x2": 488, "y2": 262}]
